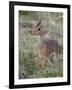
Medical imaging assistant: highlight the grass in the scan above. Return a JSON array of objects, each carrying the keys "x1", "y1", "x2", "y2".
[
  {"x1": 19, "y1": 48, "x2": 63, "y2": 79},
  {"x1": 19, "y1": 11, "x2": 63, "y2": 79}
]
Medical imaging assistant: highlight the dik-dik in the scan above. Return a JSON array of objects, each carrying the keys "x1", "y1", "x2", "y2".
[{"x1": 32, "y1": 20, "x2": 62, "y2": 70}]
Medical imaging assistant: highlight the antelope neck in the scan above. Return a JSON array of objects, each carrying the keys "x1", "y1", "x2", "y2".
[{"x1": 38, "y1": 34, "x2": 43, "y2": 45}]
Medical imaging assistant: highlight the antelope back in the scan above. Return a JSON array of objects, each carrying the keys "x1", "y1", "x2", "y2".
[{"x1": 38, "y1": 39, "x2": 60, "y2": 57}]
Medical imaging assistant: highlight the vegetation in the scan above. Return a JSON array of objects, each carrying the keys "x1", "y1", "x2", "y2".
[{"x1": 19, "y1": 11, "x2": 63, "y2": 79}]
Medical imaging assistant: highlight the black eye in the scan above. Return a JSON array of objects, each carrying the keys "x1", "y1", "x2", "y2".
[{"x1": 38, "y1": 28, "x2": 40, "y2": 31}]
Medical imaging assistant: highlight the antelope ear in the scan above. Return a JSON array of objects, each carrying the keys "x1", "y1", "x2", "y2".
[
  {"x1": 38, "y1": 23, "x2": 43, "y2": 31},
  {"x1": 35, "y1": 20, "x2": 42, "y2": 27}
]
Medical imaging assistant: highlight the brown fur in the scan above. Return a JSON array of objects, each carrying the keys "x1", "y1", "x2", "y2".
[{"x1": 32, "y1": 20, "x2": 62, "y2": 71}]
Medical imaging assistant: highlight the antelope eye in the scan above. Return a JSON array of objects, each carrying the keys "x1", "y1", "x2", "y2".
[{"x1": 37, "y1": 28, "x2": 40, "y2": 31}]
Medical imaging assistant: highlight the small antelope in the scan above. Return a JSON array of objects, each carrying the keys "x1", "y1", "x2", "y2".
[{"x1": 32, "y1": 20, "x2": 62, "y2": 71}]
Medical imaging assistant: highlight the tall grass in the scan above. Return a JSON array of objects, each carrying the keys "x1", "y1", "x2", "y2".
[{"x1": 19, "y1": 11, "x2": 63, "y2": 79}]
